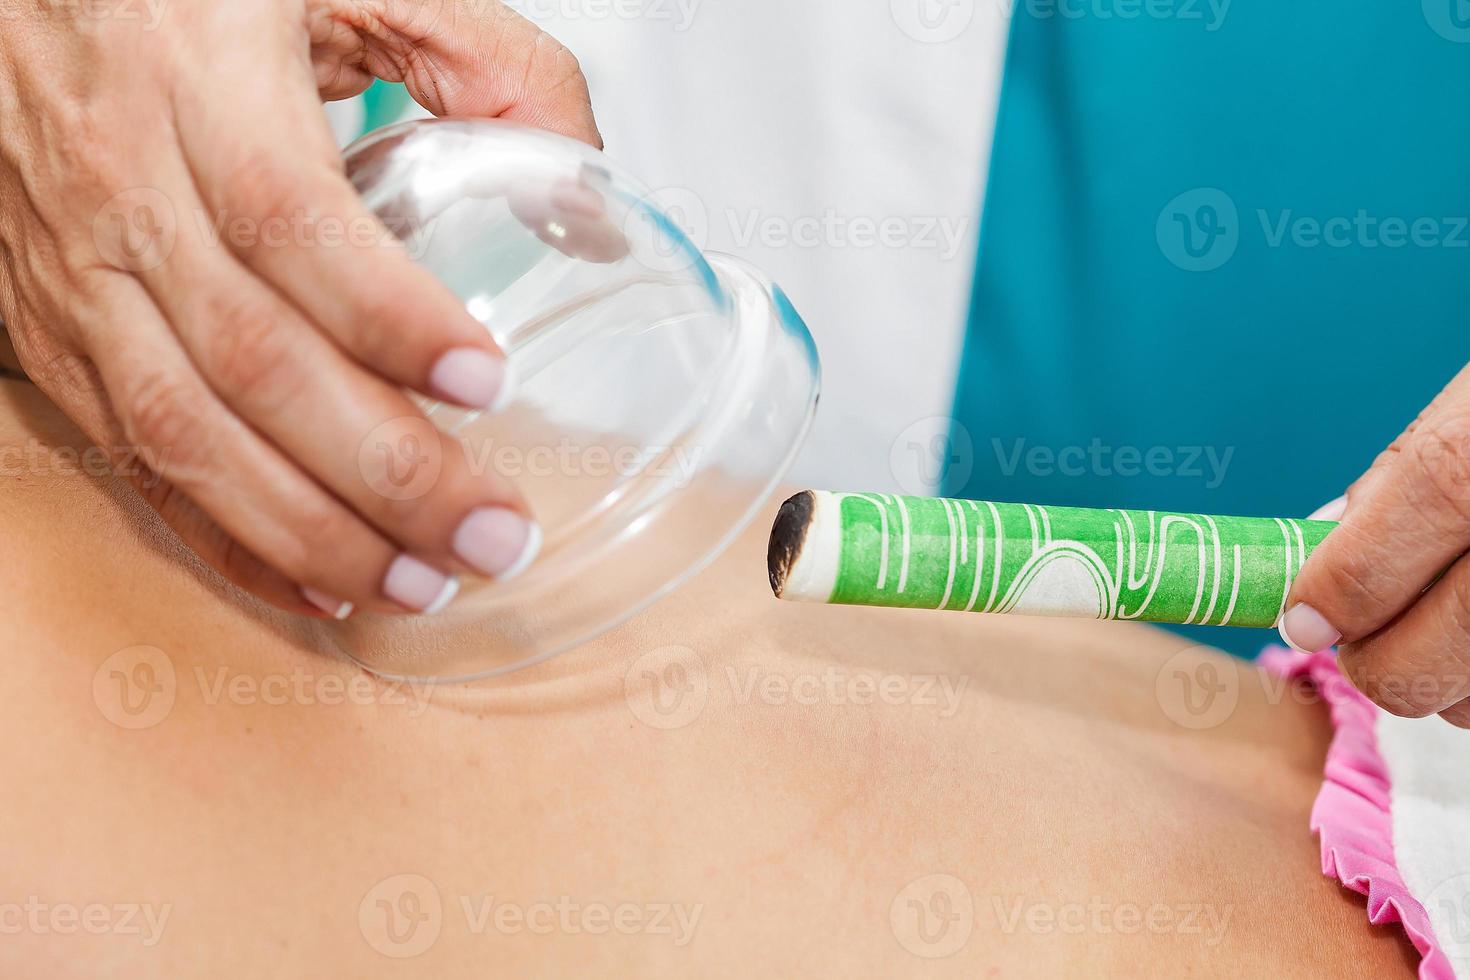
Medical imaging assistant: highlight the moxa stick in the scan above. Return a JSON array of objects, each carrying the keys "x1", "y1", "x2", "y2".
[{"x1": 768, "y1": 491, "x2": 1338, "y2": 629}]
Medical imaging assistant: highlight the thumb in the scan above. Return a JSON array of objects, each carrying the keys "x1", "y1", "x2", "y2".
[{"x1": 318, "y1": 0, "x2": 601, "y2": 147}]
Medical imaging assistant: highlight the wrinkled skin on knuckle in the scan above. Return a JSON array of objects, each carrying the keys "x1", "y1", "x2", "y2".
[
  {"x1": 284, "y1": 505, "x2": 367, "y2": 582},
  {"x1": 119, "y1": 372, "x2": 213, "y2": 481},
  {"x1": 1413, "y1": 410, "x2": 1470, "y2": 518},
  {"x1": 218, "y1": 149, "x2": 314, "y2": 229},
  {"x1": 347, "y1": 277, "x2": 423, "y2": 364},
  {"x1": 202, "y1": 293, "x2": 304, "y2": 405},
  {"x1": 1310, "y1": 529, "x2": 1393, "y2": 641},
  {"x1": 1342, "y1": 651, "x2": 1443, "y2": 719}
]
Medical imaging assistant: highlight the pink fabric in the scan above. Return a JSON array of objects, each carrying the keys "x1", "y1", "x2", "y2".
[{"x1": 1257, "y1": 646, "x2": 1453, "y2": 980}]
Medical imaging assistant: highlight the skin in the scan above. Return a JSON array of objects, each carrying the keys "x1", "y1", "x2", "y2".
[
  {"x1": 0, "y1": 370, "x2": 1418, "y2": 977},
  {"x1": 0, "y1": 0, "x2": 599, "y2": 620},
  {"x1": 1286, "y1": 363, "x2": 1470, "y2": 726}
]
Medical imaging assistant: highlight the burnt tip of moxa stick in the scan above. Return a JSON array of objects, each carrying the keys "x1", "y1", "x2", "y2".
[{"x1": 767, "y1": 491, "x2": 816, "y2": 598}]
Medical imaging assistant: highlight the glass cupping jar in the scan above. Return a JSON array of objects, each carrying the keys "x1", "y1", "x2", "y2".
[{"x1": 336, "y1": 119, "x2": 820, "y2": 683}]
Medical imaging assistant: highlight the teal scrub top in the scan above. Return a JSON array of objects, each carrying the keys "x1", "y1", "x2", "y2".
[{"x1": 947, "y1": 4, "x2": 1470, "y2": 656}]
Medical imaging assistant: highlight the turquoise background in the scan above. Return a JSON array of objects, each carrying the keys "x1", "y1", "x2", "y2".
[{"x1": 946, "y1": 4, "x2": 1470, "y2": 656}]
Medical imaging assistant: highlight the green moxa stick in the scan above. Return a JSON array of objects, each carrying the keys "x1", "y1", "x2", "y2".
[{"x1": 767, "y1": 491, "x2": 1337, "y2": 628}]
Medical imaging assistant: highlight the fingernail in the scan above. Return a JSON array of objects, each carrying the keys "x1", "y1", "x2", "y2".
[
  {"x1": 302, "y1": 587, "x2": 354, "y2": 620},
  {"x1": 452, "y1": 507, "x2": 542, "y2": 580},
  {"x1": 428, "y1": 348, "x2": 508, "y2": 411},
  {"x1": 384, "y1": 555, "x2": 461, "y2": 614},
  {"x1": 1308, "y1": 495, "x2": 1349, "y2": 522},
  {"x1": 1279, "y1": 603, "x2": 1342, "y2": 653}
]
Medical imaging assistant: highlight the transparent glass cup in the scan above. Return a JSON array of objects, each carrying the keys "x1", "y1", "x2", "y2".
[{"x1": 339, "y1": 119, "x2": 820, "y2": 682}]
